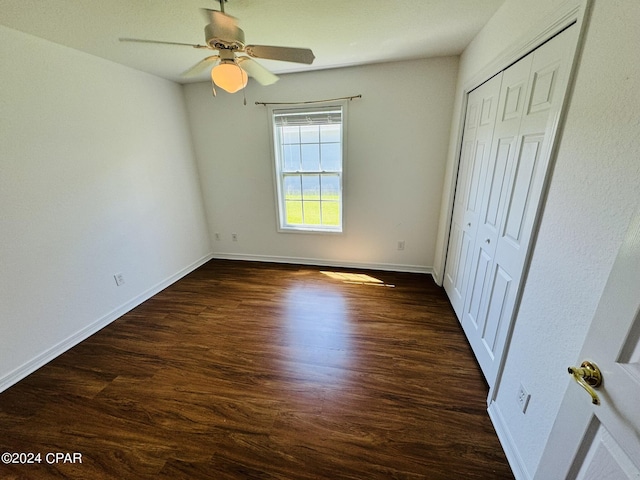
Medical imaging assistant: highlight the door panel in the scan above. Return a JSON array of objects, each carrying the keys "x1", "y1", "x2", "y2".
[
  {"x1": 528, "y1": 60, "x2": 561, "y2": 115},
  {"x1": 482, "y1": 266, "x2": 512, "y2": 353},
  {"x1": 502, "y1": 135, "x2": 543, "y2": 247},
  {"x1": 574, "y1": 421, "x2": 640, "y2": 480},
  {"x1": 466, "y1": 248, "x2": 493, "y2": 330},
  {"x1": 502, "y1": 80, "x2": 527, "y2": 122},
  {"x1": 444, "y1": 75, "x2": 502, "y2": 317},
  {"x1": 535, "y1": 210, "x2": 640, "y2": 480},
  {"x1": 485, "y1": 139, "x2": 515, "y2": 231},
  {"x1": 619, "y1": 322, "x2": 640, "y2": 382},
  {"x1": 464, "y1": 141, "x2": 490, "y2": 224},
  {"x1": 448, "y1": 141, "x2": 478, "y2": 309},
  {"x1": 480, "y1": 96, "x2": 496, "y2": 126}
]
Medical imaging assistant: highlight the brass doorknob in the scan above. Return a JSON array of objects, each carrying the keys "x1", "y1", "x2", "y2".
[{"x1": 568, "y1": 361, "x2": 602, "y2": 405}]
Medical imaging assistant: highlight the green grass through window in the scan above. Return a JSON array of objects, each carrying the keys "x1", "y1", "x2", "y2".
[{"x1": 285, "y1": 194, "x2": 340, "y2": 226}]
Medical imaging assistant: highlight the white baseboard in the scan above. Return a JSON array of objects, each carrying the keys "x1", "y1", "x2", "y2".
[
  {"x1": 0, "y1": 253, "x2": 214, "y2": 394},
  {"x1": 488, "y1": 401, "x2": 531, "y2": 480},
  {"x1": 211, "y1": 252, "x2": 434, "y2": 276}
]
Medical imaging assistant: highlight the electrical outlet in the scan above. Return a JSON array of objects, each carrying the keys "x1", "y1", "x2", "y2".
[
  {"x1": 232, "y1": 233, "x2": 238, "y2": 242},
  {"x1": 397, "y1": 240, "x2": 405, "y2": 251},
  {"x1": 214, "y1": 232, "x2": 220, "y2": 241},
  {"x1": 517, "y1": 383, "x2": 531, "y2": 413},
  {"x1": 114, "y1": 273, "x2": 125, "y2": 286}
]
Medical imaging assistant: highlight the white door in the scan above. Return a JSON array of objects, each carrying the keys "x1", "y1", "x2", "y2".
[
  {"x1": 443, "y1": 74, "x2": 501, "y2": 318},
  {"x1": 459, "y1": 50, "x2": 533, "y2": 381},
  {"x1": 535, "y1": 210, "x2": 640, "y2": 480},
  {"x1": 457, "y1": 25, "x2": 577, "y2": 386}
]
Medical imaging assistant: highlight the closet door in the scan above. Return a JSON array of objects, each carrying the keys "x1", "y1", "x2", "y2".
[
  {"x1": 443, "y1": 75, "x2": 501, "y2": 318},
  {"x1": 446, "y1": 25, "x2": 578, "y2": 386},
  {"x1": 460, "y1": 52, "x2": 534, "y2": 382}
]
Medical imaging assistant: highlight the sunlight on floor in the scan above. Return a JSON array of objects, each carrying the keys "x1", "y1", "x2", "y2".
[
  {"x1": 320, "y1": 271, "x2": 395, "y2": 287},
  {"x1": 282, "y1": 285, "x2": 352, "y2": 390}
]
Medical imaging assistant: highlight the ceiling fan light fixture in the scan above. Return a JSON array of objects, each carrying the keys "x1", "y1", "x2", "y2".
[{"x1": 211, "y1": 60, "x2": 248, "y2": 93}]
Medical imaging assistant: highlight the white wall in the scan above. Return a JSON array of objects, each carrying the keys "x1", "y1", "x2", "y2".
[
  {"x1": 183, "y1": 57, "x2": 458, "y2": 273},
  {"x1": 0, "y1": 25, "x2": 212, "y2": 391},
  {"x1": 436, "y1": 0, "x2": 640, "y2": 478}
]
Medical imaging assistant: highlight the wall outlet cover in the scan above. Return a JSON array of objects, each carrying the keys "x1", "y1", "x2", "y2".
[{"x1": 517, "y1": 383, "x2": 531, "y2": 413}]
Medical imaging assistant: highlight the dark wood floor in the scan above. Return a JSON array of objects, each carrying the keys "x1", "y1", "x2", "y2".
[{"x1": 0, "y1": 260, "x2": 513, "y2": 479}]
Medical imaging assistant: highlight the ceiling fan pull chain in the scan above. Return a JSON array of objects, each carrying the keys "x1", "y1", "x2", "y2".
[{"x1": 211, "y1": 80, "x2": 217, "y2": 97}]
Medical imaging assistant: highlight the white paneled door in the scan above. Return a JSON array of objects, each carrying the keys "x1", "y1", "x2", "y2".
[
  {"x1": 535, "y1": 210, "x2": 640, "y2": 480},
  {"x1": 445, "y1": 25, "x2": 578, "y2": 386},
  {"x1": 443, "y1": 74, "x2": 501, "y2": 318}
]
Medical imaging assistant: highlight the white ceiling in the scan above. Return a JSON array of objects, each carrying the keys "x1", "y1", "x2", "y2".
[{"x1": 0, "y1": 0, "x2": 505, "y2": 84}]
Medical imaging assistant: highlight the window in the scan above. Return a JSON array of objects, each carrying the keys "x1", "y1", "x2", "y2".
[{"x1": 270, "y1": 102, "x2": 345, "y2": 233}]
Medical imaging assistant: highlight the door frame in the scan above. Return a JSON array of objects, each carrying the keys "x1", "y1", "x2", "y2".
[{"x1": 438, "y1": 0, "x2": 592, "y2": 404}]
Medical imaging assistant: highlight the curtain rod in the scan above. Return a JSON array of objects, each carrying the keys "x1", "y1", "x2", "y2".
[{"x1": 255, "y1": 95, "x2": 362, "y2": 106}]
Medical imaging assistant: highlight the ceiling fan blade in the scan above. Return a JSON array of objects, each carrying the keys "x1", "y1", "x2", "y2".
[
  {"x1": 182, "y1": 55, "x2": 220, "y2": 77},
  {"x1": 236, "y1": 57, "x2": 279, "y2": 86},
  {"x1": 200, "y1": 7, "x2": 217, "y2": 22},
  {"x1": 244, "y1": 45, "x2": 315, "y2": 64},
  {"x1": 202, "y1": 9, "x2": 244, "y2": 47},
  {"x1": 200, "y1": 8, "x2": 238, "y2": 26},
  {"x1": 119, "y1": 38, "x2": 209, "y2": 49}
]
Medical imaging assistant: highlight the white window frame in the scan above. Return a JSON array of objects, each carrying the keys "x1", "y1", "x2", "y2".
[{"x1": 268, "y1": 100, "x2": 347, "y2": 234}]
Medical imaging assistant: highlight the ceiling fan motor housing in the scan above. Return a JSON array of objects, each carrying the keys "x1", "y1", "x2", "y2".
[{"x1": 205, "y1": 21, "x2": 245, "y2": 50}]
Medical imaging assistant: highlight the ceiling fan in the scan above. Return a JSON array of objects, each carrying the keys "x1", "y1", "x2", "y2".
[{"x1": 120, "y1": 0, "x2": 315, "y2": 94}]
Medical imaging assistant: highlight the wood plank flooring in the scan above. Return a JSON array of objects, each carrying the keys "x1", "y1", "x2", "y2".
[{"x1": 0, "y1": 260, "x2": 513, "y2": 479}]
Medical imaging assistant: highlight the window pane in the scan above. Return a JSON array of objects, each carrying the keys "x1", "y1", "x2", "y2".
[
  {"x1": 320, "y1": 175, "x2": 340, "y2": 201},
  {"x1": 320, "y1": 143, "x2": 341, "y2": 172},
  {"x1": 302, "y1": 175, "x2": 320, "y2": 200},
  {"x1": 283, "y1": 144, "x2": 300, "y2": 171},
  {"x1": 300, "y1": 125, "x2": 319, "y2": 143},
  {"x1": 282, "y1": 126, "x2": 300, "y2": 144},
  {"x1": 303, "y1": 201, "x2": 321, "y2": 225},
  {"x1": 320, "y1": 124, "x2": 341, "y2": 143},
  {"x1": 271, "y1": 104, "x2": 344, "y2": 232},
  {"x1": 283, "y1": 175, "x2": 302, "y2": 199},
  {"x1": 285, "y1": 200, "x2": 303, "y2": 225},
  {"x1": 301, "y1": 144, "x2": 320, "y2": 172},
  {"x1": 321, "y1": 201, "x2": 340, "y2": 226}
]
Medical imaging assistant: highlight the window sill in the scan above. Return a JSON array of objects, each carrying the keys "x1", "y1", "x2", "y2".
[{"x1": 278, "y1": 226, "x2": 343, "y2": 235}]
